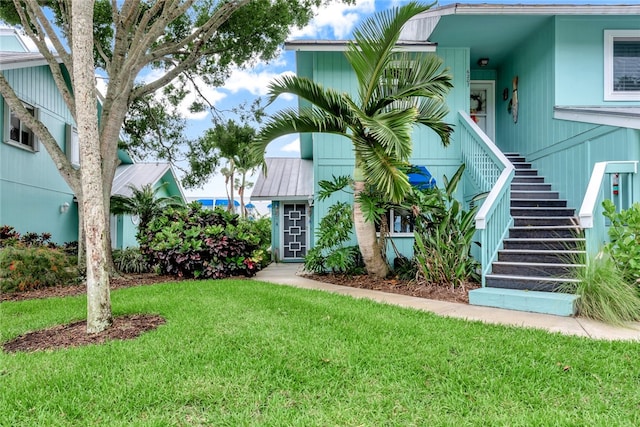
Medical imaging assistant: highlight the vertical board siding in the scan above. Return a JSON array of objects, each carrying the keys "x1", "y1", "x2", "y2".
[
  {"x1": 494, "y1": 16, "x2": 640, "y2": 233},
  {"x1": 1, "y1": 65, "x2": 77, "y2": 243},
  {"x1": 555, "y1": 16, "x2": 640, "y2": 106}
]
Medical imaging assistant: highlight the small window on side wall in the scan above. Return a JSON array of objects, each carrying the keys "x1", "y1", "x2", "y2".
[
  {"x1": 3, "y1": 100, "x2": 39, "y2": 152},
  {"x1": 604, "y1": 30, "x2": 640, "y2": 101},
  {"x1": 66, "y1": 124, "x2": 80, "y2": 168}
]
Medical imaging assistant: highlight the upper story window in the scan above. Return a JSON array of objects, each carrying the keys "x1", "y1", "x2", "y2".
[
  {"x1": 604, "y1": 30, "x2": 640, "y2": 101},
  {"x1": 3, "y1": 100, "x2": 39, "y2": 152}
]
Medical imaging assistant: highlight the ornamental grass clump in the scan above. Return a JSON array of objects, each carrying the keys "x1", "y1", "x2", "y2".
[{"x1": 563, "y1": 253, "x2": 640, "y2": 325}]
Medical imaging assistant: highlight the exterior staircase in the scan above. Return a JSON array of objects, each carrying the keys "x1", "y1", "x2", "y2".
[{"x1": 469, "y1": 153, "x2": 584, "y2": 316}]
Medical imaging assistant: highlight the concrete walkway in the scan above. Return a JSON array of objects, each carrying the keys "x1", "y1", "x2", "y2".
[{"x1": 254, "y1": 263, "x2": 640, "y2": 342}]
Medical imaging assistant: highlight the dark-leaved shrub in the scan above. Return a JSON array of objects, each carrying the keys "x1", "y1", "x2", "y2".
[
  {"x1": 0, "y1": 246, "x2": 78, "y2": 293},
  {"x1": 139, "y1": 203, "x2": 269, "y2": 279}
]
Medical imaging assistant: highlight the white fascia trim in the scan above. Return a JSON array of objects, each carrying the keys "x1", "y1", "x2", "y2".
[
  {"x1": 554, "y1": 107, "x2": 640, "y2": 130},
  {"x1": 285, "y1": 41, "x2": 436, "y2": 52},
  {"x1": 423, "y1": 3, "x2": 640, "y2": 17}
]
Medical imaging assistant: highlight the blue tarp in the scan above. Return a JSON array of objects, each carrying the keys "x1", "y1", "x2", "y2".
[{"x1": 408, "y1": 165, "x2": 436, "y2": 190}]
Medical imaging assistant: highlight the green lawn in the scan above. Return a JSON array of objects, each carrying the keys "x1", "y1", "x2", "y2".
[{"x1": 1, "y1": 279, "x2": 639, "y2": 426}]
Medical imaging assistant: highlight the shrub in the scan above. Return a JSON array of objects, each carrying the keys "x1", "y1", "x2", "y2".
[
  {"x1": 113, "y1": 247, "x2": 152, "y2": 274},
  {"x1": 0, "y1": 246, "x2": 78, "y2": 293},
  {"x1": 303, "y1": 201, "x2": 365, "y2": 275},
  {"x1": 602, "y1": 200, "x2": 640, "y2": 283},
  {"x1": 562, "y1": 254, "x2": 640, "y2": 325},
  {"x1": 411, "y1": 165, "x2": 481, "y2": 287},
  {"x1": 139, "y1": 203, "x2": 268, "y2": 279}
]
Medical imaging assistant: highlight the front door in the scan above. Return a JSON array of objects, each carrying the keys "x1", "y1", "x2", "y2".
[
  {"x1": 470, "y1": 81, "x2": 495, "y2": 141},
  {"x1": 281, "y1": 203, "x2": 308, "y2": 261}
]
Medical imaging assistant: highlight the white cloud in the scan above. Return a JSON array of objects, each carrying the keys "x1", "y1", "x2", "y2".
[
  {"x1": 281, "y1": 138, "x2": 301, "y2": 153},
  {"x1": 223, "y1": 69, "x2": 295, "y2": 96},
  {"x1": 290, "y1": 0, "x2": 376, "y2": 39}
]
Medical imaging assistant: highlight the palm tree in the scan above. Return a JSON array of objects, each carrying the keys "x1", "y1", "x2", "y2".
[
  {"x1": 253, "y1": 2, "x2": 453, "y2": 278},
  {"x1": 110, "y1": 183, "x2": 184, "y2": 239}
]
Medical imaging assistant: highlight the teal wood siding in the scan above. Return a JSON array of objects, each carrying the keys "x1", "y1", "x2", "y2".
[
  {"x1": 0, "y1": 65, "x2": 77, "y2": 244},
  {"x1": 494, "y1": 16, "x2": 640, "y2": 213},
  {"x1": 555, "y1": 16, "x2": 640, "y2": 106},
  {"x1": 306, "y1": 48, "x2": 469, "y2": 261}
]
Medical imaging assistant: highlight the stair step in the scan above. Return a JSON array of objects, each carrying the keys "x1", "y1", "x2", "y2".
[
  {"x1": 485, "y1": 274, "x2": 579, "y2": 292},
  {"x1": 514, "y1": 169, "x2": 539, "y2": 176},
  {"x1": 511, "y1": 199, "x2": 567, "y2": 208},
  {"x1": 498, "y1": 249, "x2": 585, "y2": 264},
  {"x1": 513, "y1": 176, "x2": 545, "y2": 183},
  {"x1": 511, "y1": 183, "x2": 551, "y2": 191},
  {"x1": 513, "y1": 216, "x2": 579, "y2": 227},
  {"x1": 506, "y1": 156, "x2": 526, "y2": 163},
  {"x1": 492, "y1": 261, "x2": 585, "y2": 277},
  {"x1": 511, "y1": 207, "x2": 576, "y2": 217},
  {"x1": 511, "y1": 191, "x2": 559, "y2": 199},
  {"x1": 509, "y1": 226, "x2": 582, "y2": 239},
  {"x1": 469, "y1": 287, "x2": 578, "y2": 316},
  {"x1": 503, "y1": 238, "x2": 585, "y2": 251},
  {"x1": 512, "y1": 162, "x2": 532, "y2": 169}
]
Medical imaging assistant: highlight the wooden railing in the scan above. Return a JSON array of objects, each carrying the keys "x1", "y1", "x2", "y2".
[
  {"x1": 459, "y1": 111, "x2": 514, "y2": 286},
  {"x1": 579, "y1": 161, "x2": 639, "y2": 256}
]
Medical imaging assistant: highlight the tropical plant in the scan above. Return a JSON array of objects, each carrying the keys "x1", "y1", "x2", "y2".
[
  {"x1": 561, "y1": 253, "x2": 640, "y2": 325},
  {"x1": 602, "y1": 200, "x2": 640, "y2": 283},
  {"x1": 0, "y1": 246, "x2": 78, "y2": 293},
  {"x1": 110, "y1": 183, "x2": 184, "y2": 241},
  {"x1": 139, "y1": 203, "x2": 268, "y2": 279},
  {"x1": 411, "y1": 165, "x2": 481, "y2": 287},
  {"x1": 303, "y1": 199, "x2": 365, "y2": 275},
  {"x1": 254, "y1": 2, "x2": 453, "y2": 278},
  {"x1": 112, "y1": 248, "x2": 152, "y2": 274}
]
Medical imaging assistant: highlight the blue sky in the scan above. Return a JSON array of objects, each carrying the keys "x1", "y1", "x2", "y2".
[{"x1": 183, "y1": 0, "x2": 628, "y2": 200}]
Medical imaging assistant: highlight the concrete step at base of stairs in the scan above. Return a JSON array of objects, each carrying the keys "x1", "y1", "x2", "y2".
[
  {"x1": 485, "y1": 274, "x2": 579, "y2": 292},
  {"x1": 491, "y1": 261, "x2": 585, "y2": 277},
  {"x1": 503, "y1": 237, "x2": 586, "y2": 251},
  {"x1": 513, "y1": 216, "x2": 578, "y2": 226},
  {"x1": 511, "y1": 199, "x2": 567, "y2": 208},
  {"x1": 469, "y1": 287, "x2": 578, "y2": 316},
  {"x1": 509, "y1": 226, "x2": 582, "y2": 239},
  {"x1": 511, "y1": 207, "x2": 576, "y2": 217},
  {"x1": 498, "y1": 249, "x2": 585, "y2": 264},
  {"x1": 511, "y1": 182, "x2": 551, "y2": 191}
]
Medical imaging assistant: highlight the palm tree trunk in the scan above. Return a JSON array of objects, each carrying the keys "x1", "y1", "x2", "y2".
[{"x1": 353, "y1": 180, "x2": 389, "y2": 278}]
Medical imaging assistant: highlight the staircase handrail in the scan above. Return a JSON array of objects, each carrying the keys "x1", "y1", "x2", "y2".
[
  {"x1": 459, "y1": 111, "x2": 515, "y2": 285},
  {"x1": 579, "y1": 160, "x2": 638, "y2": 254}
]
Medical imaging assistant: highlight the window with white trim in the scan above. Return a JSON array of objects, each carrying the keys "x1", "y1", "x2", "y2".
[
  {"x1": 604, "y1": 30, "x2": 640, "y2": 101},
  {"x1": 376, "y1": 208, "x2": 415, "y2": 236},
  {"x1": 66, "y1": 124, "x2": 80, "y2": 168},
  {"x1": 3, "y1": 100, "x2": 39, "y2": 151}
]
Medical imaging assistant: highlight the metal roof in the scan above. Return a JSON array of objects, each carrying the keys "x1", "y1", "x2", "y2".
[
  {"x1": 285, "y1": 39, "x2": 436, "y2": 52},
  {"x1": 112, "y1": 163, "x2": 186, "y2": 200},
  {"x1": 251, "y1": 158, "x2": 313, "y2": 201}
]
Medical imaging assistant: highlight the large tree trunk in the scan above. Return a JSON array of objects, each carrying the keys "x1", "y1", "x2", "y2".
[
  {"x1": 353, "y1": 180, "x2": 389, "y2": 278},
  {"x1": 72, "y1": 0, "x2": 112, "y2": 333}
]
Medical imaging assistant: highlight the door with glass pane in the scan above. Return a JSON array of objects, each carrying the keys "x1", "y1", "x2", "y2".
[
  {"x1": 281, "y1": 203, "x2": 308, "y2": 260},
  {"x1": 470, "y1": 81, "x2": 495, "y2": 141}
]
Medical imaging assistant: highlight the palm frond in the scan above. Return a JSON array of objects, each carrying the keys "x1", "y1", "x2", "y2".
[
  {"x1": 346, "y1": 2, "x2": 432, "y2": 106},
  {"x1": 267, "y1": 75, "x2": 354, "y2": 122},
  {"x1": 359, "y1": 107, "x2": 418, "y2": 161},
  {"x1": 414, "y1": 97, "x2": 454, "y2": 146},
  {"x1": 252, "y1": 108, "x2": 350, "y2": 160},
  {"x1": 352, "y1": 135, "x2": 411, "y2": 203}
]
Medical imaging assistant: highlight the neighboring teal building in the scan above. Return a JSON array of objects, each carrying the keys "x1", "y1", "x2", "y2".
[
  {"x1": 0, "y1": 29, "x2": 185, "y2": 248},
  {"x1": 253, "y1": 3, "x2": 640, "y2": 315}
]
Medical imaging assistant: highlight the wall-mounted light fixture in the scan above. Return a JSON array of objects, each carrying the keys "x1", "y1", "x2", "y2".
[
  {"x1": 60, "y1": 202, "x2": 70, "y2": 213},
  {"x1": 477, "y1": 58, "x2": 489, "y2": 67}
]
